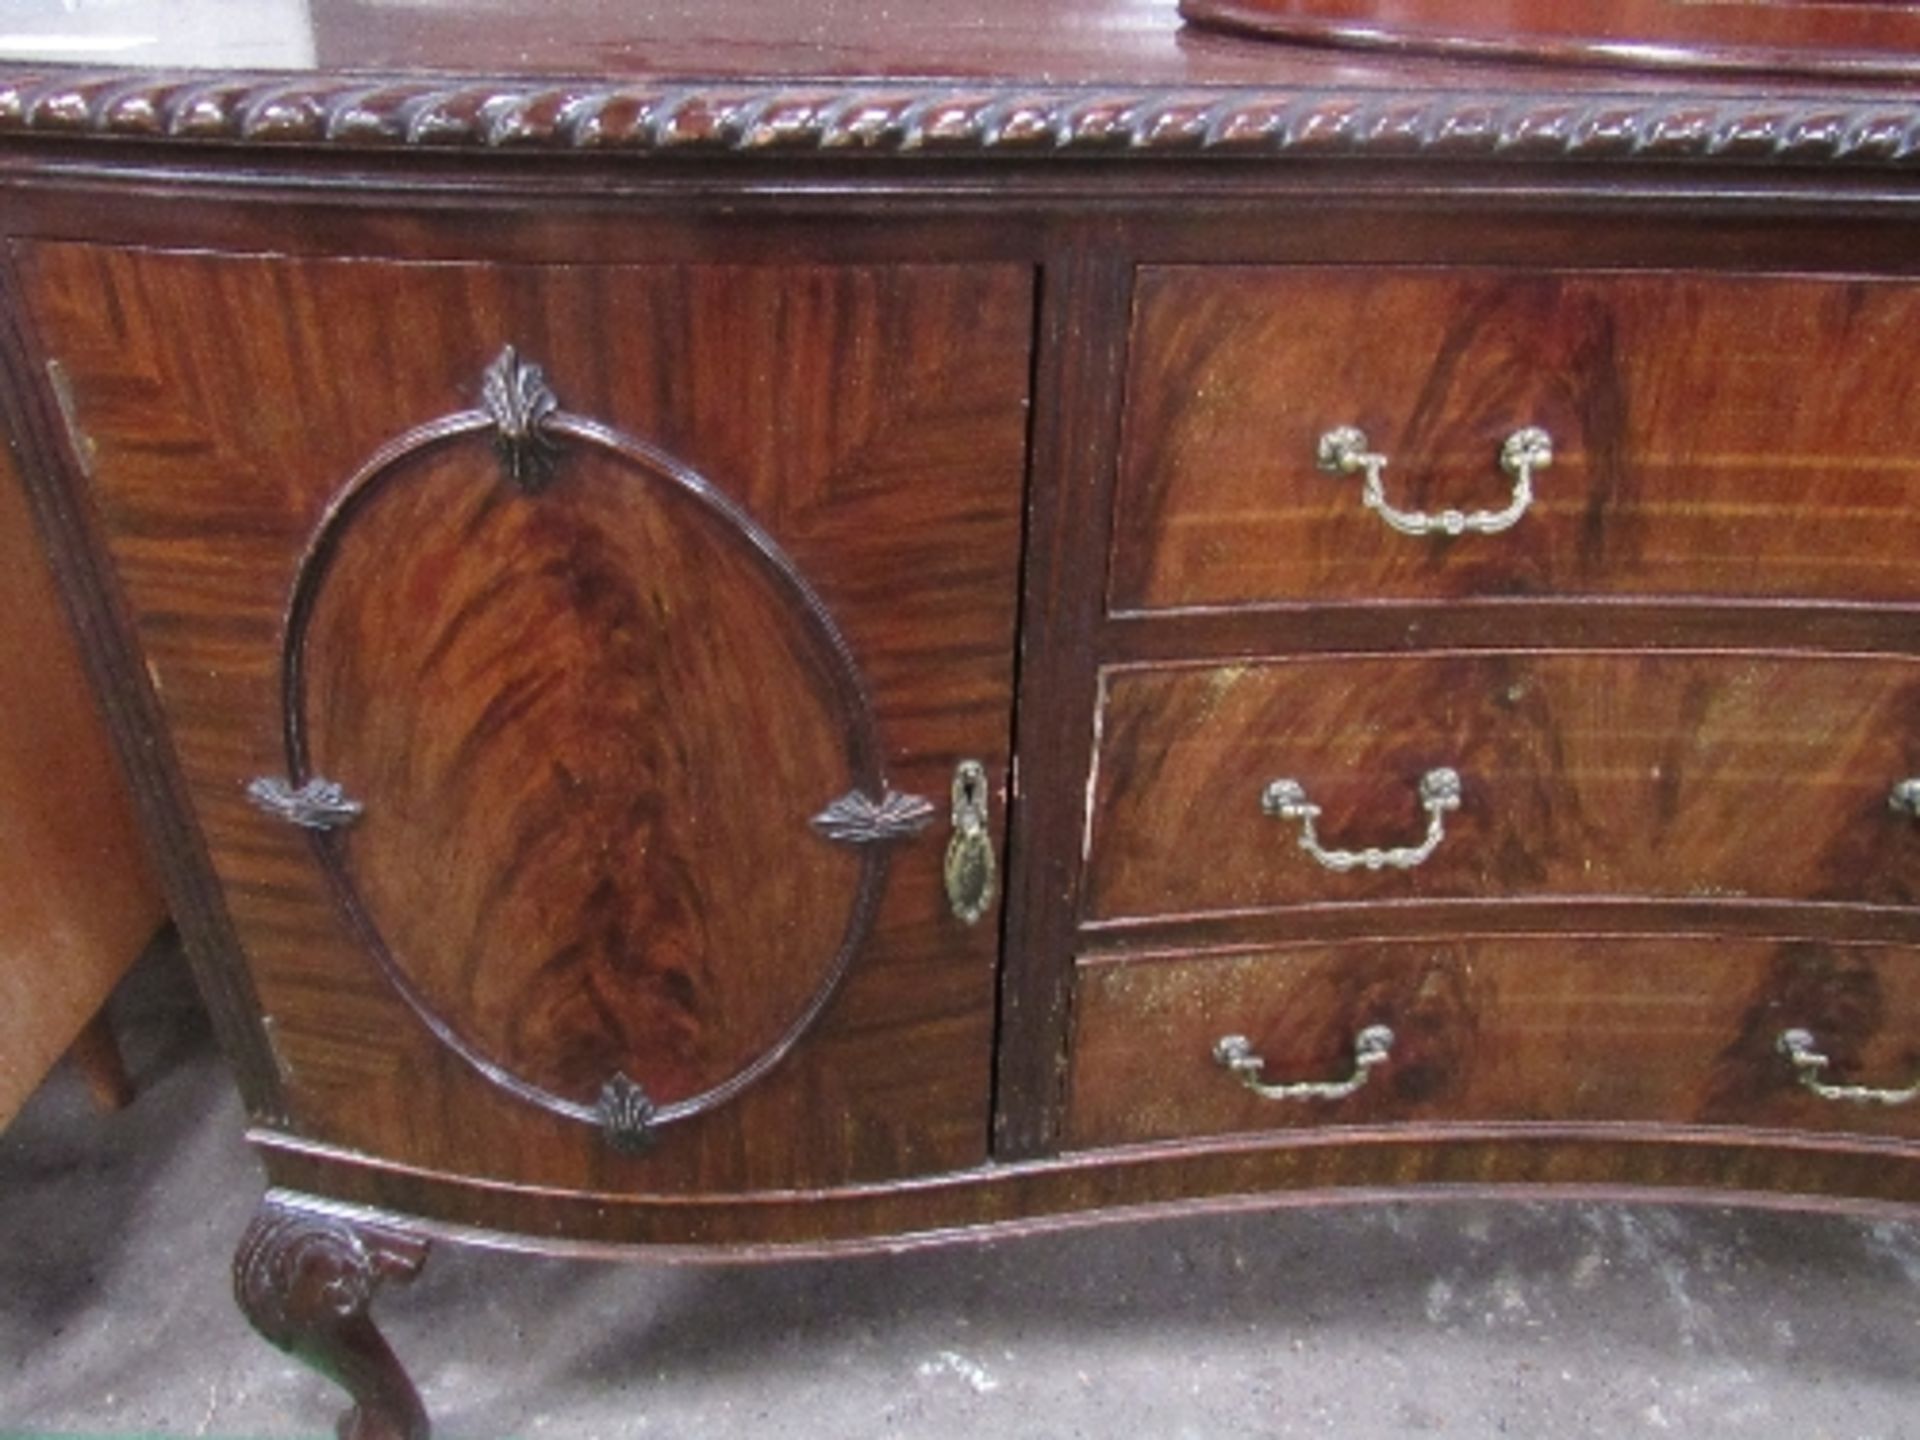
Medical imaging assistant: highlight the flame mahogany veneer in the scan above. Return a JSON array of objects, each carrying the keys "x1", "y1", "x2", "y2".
[{"x1": 5, "y1": 1, "x2": 1920, "y2": 1432}]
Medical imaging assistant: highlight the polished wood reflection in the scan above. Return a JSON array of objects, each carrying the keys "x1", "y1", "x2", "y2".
[
  {"x1": 305, "y1": 441, "x2": 864, "y2": 1108},
  {"x1": 19, "y1": 242, "x2": 1031, "y2": 1190},
  {"x1": 1086, "y1": 652, "x2": 1920, "y2": 922},
  {"x1": 1113, "y1": 268, "x2": 1920, "y2": 612},
  {"x1": 1181, "y1": 0, "x2": 1920, "y2": 78},
  {"x1": 1067, "y1": 936, "x2": 1920, "y2": 1149}
]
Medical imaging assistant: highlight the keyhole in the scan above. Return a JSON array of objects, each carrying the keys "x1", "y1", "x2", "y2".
[{"x1": 960, "y1": 768, "x2": 984, "y2": 808}]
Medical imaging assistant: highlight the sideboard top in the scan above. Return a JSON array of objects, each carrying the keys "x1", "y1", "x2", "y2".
[
  {"x1": 0, "y1": 0, "x2": 1693, "y2": 83},
  {"x1": 0, "y1": 0, "x2": 1917, "y2": 166}
]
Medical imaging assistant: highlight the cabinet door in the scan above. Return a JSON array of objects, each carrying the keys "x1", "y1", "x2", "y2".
[{"x1": 21, "y1": 245, "x2": 1031, "y2": 1191}]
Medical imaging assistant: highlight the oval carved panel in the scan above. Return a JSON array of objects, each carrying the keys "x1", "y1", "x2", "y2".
[{"x1": 259, "y1": 350, "x2": 927, "y2": 1150}]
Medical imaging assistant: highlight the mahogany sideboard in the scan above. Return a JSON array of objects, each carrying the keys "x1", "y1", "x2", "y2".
[{"x1": 4, "y1": 2, "x2": 1920, "y2": 1434}]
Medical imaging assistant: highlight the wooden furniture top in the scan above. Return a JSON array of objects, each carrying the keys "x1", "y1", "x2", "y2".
[
  {"x1": 0, "y1": 0, "x2": 1917, "y2": 166},
  {"x1": 1182, "y1": 0, "x2": 1920, "y2": 82}
]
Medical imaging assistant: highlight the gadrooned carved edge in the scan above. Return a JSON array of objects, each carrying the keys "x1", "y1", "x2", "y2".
[
  {"x1": 233, "y1": 1200, "x2": 428, "y2": 1351},
  {"x1": 3, "y1": 71, "x2": 1920, "y2": 166}
]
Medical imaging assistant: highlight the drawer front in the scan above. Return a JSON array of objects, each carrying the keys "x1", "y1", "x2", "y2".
[
  {"x1": 22, "y1": 242, "x2": 1032, "y2": 1192},
  {"x1": 1112, "y1": 267, "x2": 1920, "y2": 611},
  {"x1": 1065, "y1": 938, "x2": 1920, "y2": 1149},
  {"x1": 1086, "y1": 652, "x2": 1920, "y2": 922}
]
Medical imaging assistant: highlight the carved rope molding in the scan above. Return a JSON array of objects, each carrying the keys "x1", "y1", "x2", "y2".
[{"x1": 2, "y1": 70, "x2": 1920, "y2": 165}]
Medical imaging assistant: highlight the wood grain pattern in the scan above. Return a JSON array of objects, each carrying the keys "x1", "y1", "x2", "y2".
[
  {"x1": 304, "y1": 436, "x2": 866, "y2": 1112},
  {"x1": 992, "y1": 248, "x2": 1136, "y2": 1159},
  {"x1": 18, "y1": 242, "x2": 1030, "y2": 1191},
  {"x1": 0, "y1": 424, "x2": 165, "y2": 1128},
  {"x1": 1113, "y1": 268, "x2": 1920, "y2": 612},
  {"x1": 15, "y1": 25, "x2": 1920, "y2": 1440},
  {"x1": 1066, "y1": 937, "x2": 1920, "y2": 1149},
  {"x1": 1086, "y1": 652, "x2": 1920, "y2": 923},
  {"x1": 259, "y1": 1118, "x2": 1920, "y2": 1257},
  {"x1": 8, "y1": 17, "x2": 1920, "y2": 1269}
]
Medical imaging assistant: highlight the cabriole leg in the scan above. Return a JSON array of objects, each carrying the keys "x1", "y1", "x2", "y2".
[{"x1": 233, "y1": 1194, "x2": 432, "y2": 1440}]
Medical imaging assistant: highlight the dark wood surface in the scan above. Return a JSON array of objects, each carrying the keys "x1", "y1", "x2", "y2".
[
  {"x1": 7, "y1": 7, "x2": 1920, "y2": 1431},
  {"x1": 14, "y1": 192, "x2": 1920, "y2": 1225},
  {"x1": 13, "y1": 184, "x2": 1920, "y2": 1234},
  {"x1": 11, "y1": 0, "x2": 1915, "y2": 90},
  {"x1": 1066, "y1": 936, "x2": 1920, "y2": 1148},
  {"x1": 7, "y1": 69, "x2": 1919, "y2": 166},
  {"x1": 1113, "y1": 267, "x2": 1920, "y2": 613},
  {"x1": 298, "y1": 0, "x2": 1368, "y2": 82},
  {"x1": 1086, "y1": 651, "x2": 1920, "y2": 922},
  {"x1": 17, "y1": 241, "x2": 1030, "y2": 1191},
  {"x1": 991, "y1": 246, "x2": 1137, "y2": 1161},
  {"x1": 234, "y1": 1195, "x2": 429, "y2": 1440},
  {"x1": 5, "y1": 0, "x2": 1920, "y2": 170},
  {"x1": 0, "y1": 0, "x2": 1916, "y2": 1277},
  {"x1": 256, "y1": 1121, "x2": 1920, "y2": 1255},
  {"x1": 1183, "y1": 0, "x2": 1920, "y2": 80},
  {"x1": 303, "y1": 377, "x2": 866, "y2": 1115}
]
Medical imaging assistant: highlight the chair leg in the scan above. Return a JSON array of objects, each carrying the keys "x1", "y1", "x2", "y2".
[
  {"x1": 68, "y1": 1007, "x2": 134, "y2": 1112},
  {"x1": 233, "y1": 1194, "x2": 432, "y2": 1440}
]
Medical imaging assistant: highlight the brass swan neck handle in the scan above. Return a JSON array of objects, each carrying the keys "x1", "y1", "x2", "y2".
[{"x1": 1318, "y1": 425, "x2": 1552, "y2": 538}]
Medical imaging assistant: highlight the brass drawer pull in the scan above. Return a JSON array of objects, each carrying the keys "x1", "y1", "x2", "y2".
[
  {"x1": 945, "y1": 759, "x2": 996, "y2": 925},
  {"x1": 1889, "y1": 779, "x2": 1920, "y2": 817},
  {"x1": 1317, "y1": 425, "x2": 1553, "y2": 538},
  {"x1": 1778, "y1": 1029, "x2": 1920, "y2": 1107},
  {"x1": 1213, "y1": 1026, "x2": 1395, "y2": 1102},
  {"x1": 1262, "y1": 767, "x2": 1461, "y2": 873}
]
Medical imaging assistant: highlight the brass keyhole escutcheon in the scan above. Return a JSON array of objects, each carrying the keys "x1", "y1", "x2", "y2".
[{"x1": 945, "y1": 759, "x2": 996, "y2": 925}]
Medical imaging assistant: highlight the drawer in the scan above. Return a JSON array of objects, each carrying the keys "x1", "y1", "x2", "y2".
[
  {"x1": 1085, "y1": 651, "x2": 1920, "y2": 922},
  {"x1": 1064, "y1": 937, "x2": 1920, "y2": 1149},
  {"x1": 1111, "y1": 267, "x2": 1920, "y2": 612}
]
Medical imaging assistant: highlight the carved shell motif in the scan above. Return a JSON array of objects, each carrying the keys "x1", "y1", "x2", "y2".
[{"x1": 810, "y1": 789, "x2": 937, "y2": 844}]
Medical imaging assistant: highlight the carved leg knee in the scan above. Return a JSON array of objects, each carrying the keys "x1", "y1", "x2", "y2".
[{"x1": 233, "y1": 1194, "x2": 432, "y2": 1440}]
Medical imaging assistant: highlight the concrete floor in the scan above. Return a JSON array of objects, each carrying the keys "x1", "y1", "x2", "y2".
[{"x1": 6, "y1": 942, "x2": 1920, "y2": 1439}]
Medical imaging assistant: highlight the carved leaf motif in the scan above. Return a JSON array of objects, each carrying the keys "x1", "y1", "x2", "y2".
[
  {"x1": 246, "y1": 776, "x2": 364, "y2": 830},
  {"x1": 598, "y1": 1073, "x2": 658, "y2": 1153},
  {"x1": 481, "y1": 345, "x2": 561, "y2": 494},
  {"x1": 810, "y1": 789, "x2": 937, "y2": 845}
]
